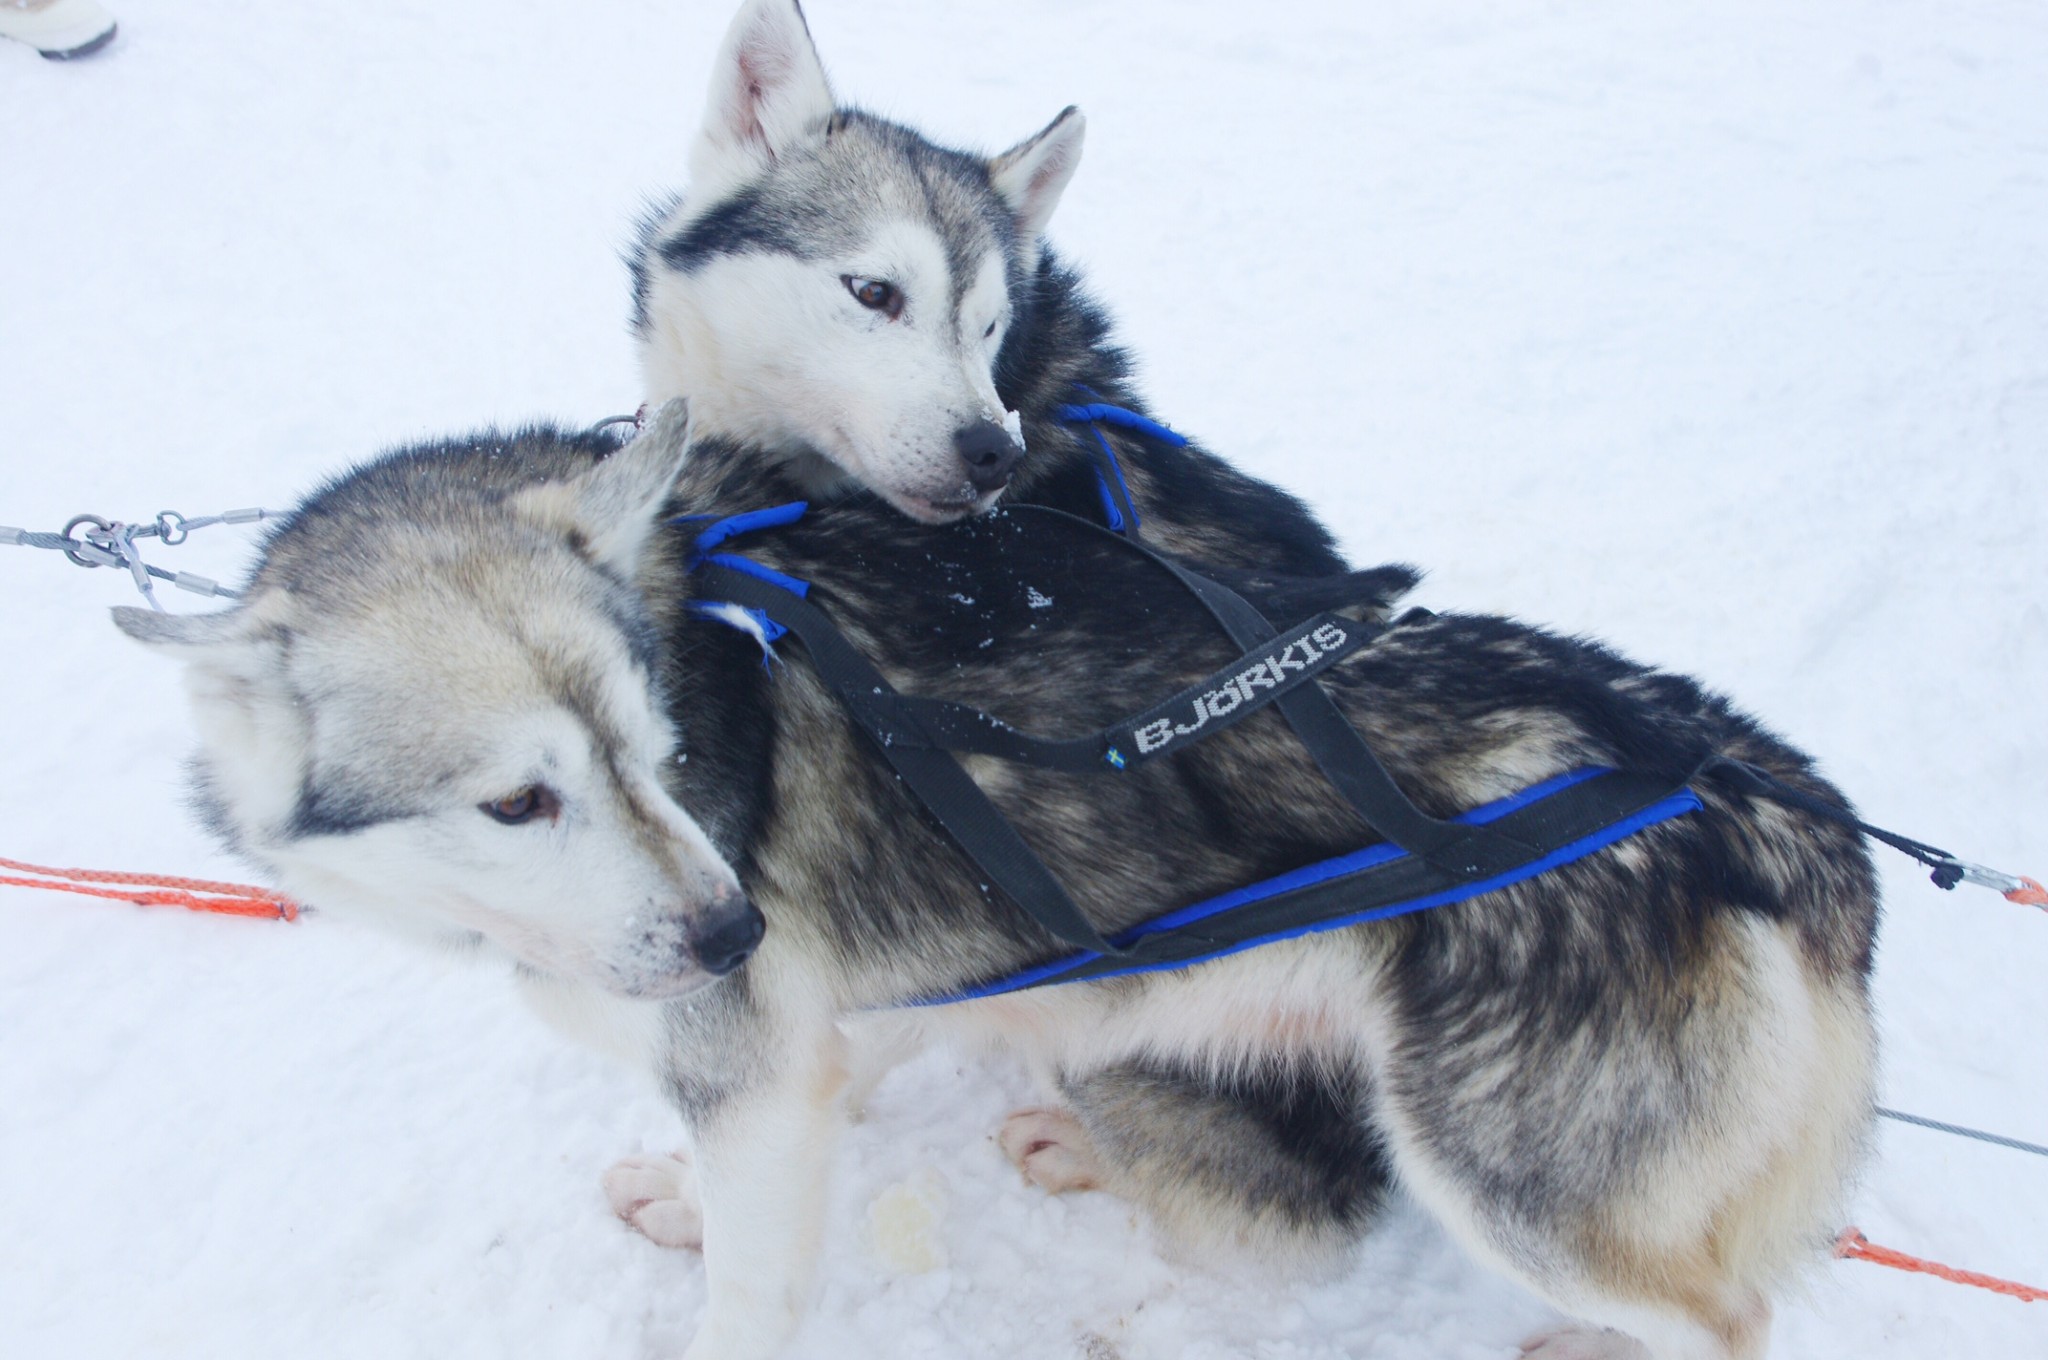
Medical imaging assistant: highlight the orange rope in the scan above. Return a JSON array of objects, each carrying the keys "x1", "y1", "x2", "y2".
[
  {"x1": 1835, "y1": 1227, "x2": 2048, "y2": 1303},
  {"x1": 0, "y1": 856, "x2": 299, "y2": 921},
  {"x1": 2008, "y1": 876, "x2": 2048, "y2": 909}
]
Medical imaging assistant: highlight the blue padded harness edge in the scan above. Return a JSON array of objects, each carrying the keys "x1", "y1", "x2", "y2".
[{"x1": 926, "y1": 770, "x2": 1702, "y2": 1004}]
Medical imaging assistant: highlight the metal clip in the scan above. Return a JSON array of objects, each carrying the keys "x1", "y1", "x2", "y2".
[
  {"x1": 1930, "y1": 855, "x2": 2048, "y2": 910},
  {"x1": 61, "y1": 513, "x2": 113, "y2": 568},
  {"x1": 1939, "y1": 857, "x2": 2027, "y2": 896},
  {"x1": 6, "y1": 502, "x2": 271, "y2": 610}
]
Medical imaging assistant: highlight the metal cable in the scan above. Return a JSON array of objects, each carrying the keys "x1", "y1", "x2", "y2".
[
  {"x1": 2, "y1": 506, "x2": 273, "y2": 608},
  {"x1": 1878, "y1": 1106, "x2": 2048, "y2": 1159}
]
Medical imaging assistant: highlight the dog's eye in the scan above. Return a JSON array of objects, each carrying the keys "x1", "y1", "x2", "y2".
[
  {"x1": 482, "y1": 785, "x2": 559, "y2": 826},
  {"x1": 843, "y1": 275, "x2": 904, "y2": 319},
  {"x1": 984, "y1": 319, "x2": 998, "y2": 339}
]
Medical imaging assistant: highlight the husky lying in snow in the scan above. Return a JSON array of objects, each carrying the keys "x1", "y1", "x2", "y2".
[
  {"x1": 119, "y1": 406, "x2": 1877, "y2": 1360},
  {"x1": 630, "y1": 0, "x2": 1347, "y2": 577}
]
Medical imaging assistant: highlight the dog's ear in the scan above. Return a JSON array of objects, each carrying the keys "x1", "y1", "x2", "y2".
[
  {"x1": 111, "y1": 600, "x2": 289, "y2": 694},
  {"x1": 111, "y1": 606, "x2": 260, "y2": 651},
  {"x1": 112, "y1": 598, "x2": 308, "y2": 842},
  {"x1": 991, "y1": 106, "x2": 1086, "y2": 255},
  {"x1": 520, "y1": 400, "x2": 694, "y2": 574},
  {"x1": 691, "y1": 0, "x2": 836, "y2": 198}
]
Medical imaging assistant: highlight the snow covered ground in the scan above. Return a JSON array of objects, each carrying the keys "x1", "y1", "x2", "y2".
[{"x1": 3, "y1": 1, "x2": 2045, "y2": 1355}]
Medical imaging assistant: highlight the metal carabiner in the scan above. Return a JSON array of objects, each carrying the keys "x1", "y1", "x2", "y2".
[
  {"x1": 60, "y1": 514, "x2": 113, "y2": 568},
  {"x1": 153, "y1": 510, "x2": 189, "y2": 545}
]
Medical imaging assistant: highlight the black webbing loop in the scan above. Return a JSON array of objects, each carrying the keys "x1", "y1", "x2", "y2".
[
  {"x1": 1701, "y1": 756, "x2": 1969, "y2": 887},
  {"x1": 696, "y1": 564, "x2": 1129, "y2": 957}
]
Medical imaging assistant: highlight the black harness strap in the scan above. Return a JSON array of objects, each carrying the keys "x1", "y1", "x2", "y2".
[
  {"x1": 694, "y1": 489, "x2": 1575, "y2": 957},
  {"x1": 1052, "y1": 404, "x2": 1531, "y2": 871},
  {"x1": 857, "y1": 608, "x2": 1373, "y2": 771},
  {"x1": 1002, "y1": 507, "x2": 1544, "y2": 880},
  {"x1": 693, "y1": 502, "x2": 1568, "y2": 965},
  {"x1": 1700, "y1": 755, "x2": 1977, "y2": 887},
  {"x1": 698, "y1": 563, "x2": 1128, "y2": 957}
]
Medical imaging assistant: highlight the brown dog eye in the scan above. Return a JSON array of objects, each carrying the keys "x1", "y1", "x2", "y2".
[
  {"x1": 482, "y1": 785, "x2": 559, "y2": 825},
  {"x1": 844, "y1": 275, "x2": 903, "y2": 319}
]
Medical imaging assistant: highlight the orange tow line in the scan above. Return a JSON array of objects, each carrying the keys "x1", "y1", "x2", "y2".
[
  {"x1": 1835, "y1": 1227, "x2": 2048, "y2": 1303},
  {"x1": 0, "y1": 855, "x2": 299, "y2": 921}
]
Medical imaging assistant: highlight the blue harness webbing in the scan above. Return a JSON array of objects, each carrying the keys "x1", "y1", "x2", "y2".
[
  {"x1": 1054, "y1": 398, "x2": 1175, "y2": 535},
  {"x1": 679, "y1": 500, "x2": 811, "y2": 648},
  {"x1": 925, "y1": 767, "x2": 1701, "y2": 1004}
]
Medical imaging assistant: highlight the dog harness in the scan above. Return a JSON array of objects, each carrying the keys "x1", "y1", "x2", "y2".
[{"x1": 682, "y1": 403, "x2": 2025, "y2": 1005}]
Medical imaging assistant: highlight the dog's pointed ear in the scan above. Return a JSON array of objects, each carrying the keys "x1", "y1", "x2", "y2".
[
  {"x1": 991, "y1": 106, "x2": 1086, "y2": 254},
  {"x1": 112, "y1": 597, "x2": 306, "y2": 842},
  {"x1": 112, "y1": 605, "x2": 260, "y2": 651},
  {"x1": 112, "y1": 598, "x2": 296, "y2": 718},
  {"x1": 691, "y1": 0, "x2": 836, "y2": 198},
  {"x1": 521, "y1": 400, "x2": 695, "y2": 574}
]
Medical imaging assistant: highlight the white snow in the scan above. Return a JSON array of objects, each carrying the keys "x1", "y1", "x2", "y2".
[{"x1": 3, "y1": 1, "x2": 2045, "y2": 1357}]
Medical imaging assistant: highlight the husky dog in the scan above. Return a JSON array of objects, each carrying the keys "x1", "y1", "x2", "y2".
[
  {"x1": 629, "y1": 0, "x2": 1347, "y2": 577},
  {"x1": 632, "y1": 0, "x2": 1396, "y2": 1265},
  {"x1": 118, "y1": 408, "x2": 1877, "y2": 1360}
]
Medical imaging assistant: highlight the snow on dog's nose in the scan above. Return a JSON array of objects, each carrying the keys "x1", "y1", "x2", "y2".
[{"x1": 955, "y1": 419, "x2": 1023, "y2": 493}]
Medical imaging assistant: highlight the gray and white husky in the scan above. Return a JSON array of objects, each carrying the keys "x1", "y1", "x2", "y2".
[
  {"x1": 118, "y1": 407, "x2": 1878, "y2": 1360},
  {"x1": 630, "y1": 0, "x2": 1347, "y2": 577}
]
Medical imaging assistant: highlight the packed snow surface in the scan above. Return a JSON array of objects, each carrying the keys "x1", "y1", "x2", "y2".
[{"x1": 3, "y1": 2, "x2": 2045, "y2": 1356}]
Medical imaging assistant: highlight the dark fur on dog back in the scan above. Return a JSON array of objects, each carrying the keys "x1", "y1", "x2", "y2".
[{"x1": 994, "y1": 250, "x2": 1351, "y2": 578}]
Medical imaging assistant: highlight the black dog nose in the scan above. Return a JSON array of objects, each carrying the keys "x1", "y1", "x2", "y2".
[
  {"x1": 955, "y1": 420, "x2": 1022, "y2": 493},
  {"x1": 691, "y1": 896, "x2": 765, "y2": 976}
]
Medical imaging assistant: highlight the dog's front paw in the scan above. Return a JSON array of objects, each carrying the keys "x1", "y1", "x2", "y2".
[
  {"x1": 1518, "y1": 1325, "x2": 1651, "y2": 1360},
  {"x1": 997, "y1": 1107, "x2": 1105, "y2": 1193},
  {"x1": 602, "y1": 1150, "x2": 703, "y2": 1249}
]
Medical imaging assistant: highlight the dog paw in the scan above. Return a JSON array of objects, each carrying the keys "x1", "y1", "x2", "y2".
[
  {"x1": 998, "y1": 1107, "x2": 1105, "y2": 1194},
  {"x1": 602, "y1": 1150, "x2": 704, "y2": 1249},
  {"x1": 1518, "y1": 1324, "x2": 1651, "y2": 1360}
]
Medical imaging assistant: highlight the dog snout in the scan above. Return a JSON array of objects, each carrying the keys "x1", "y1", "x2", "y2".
[
  {"x1": 690, "y1": 893, "x2": 765, "y2": 977},
  {"x1": 955, "y1": 420, "x2": 1022, "y2": 493}
]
